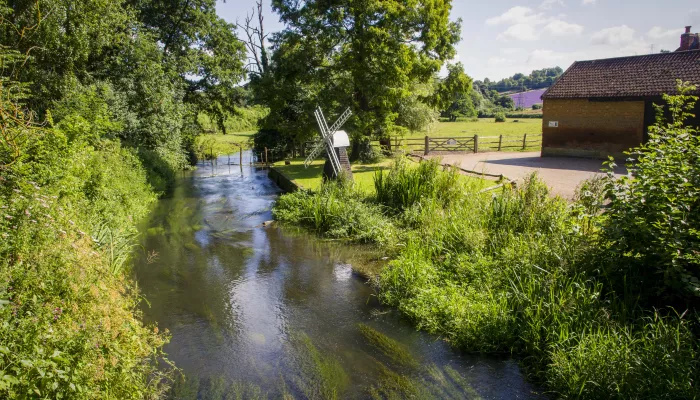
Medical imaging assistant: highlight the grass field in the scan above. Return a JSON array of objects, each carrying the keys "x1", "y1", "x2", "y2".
[
  {"x1": 272, "y1": 158, "x2": 492, "y2": 194},
  {"x1": 424, "y1": 118, "x2": 542, "y2": 138}
]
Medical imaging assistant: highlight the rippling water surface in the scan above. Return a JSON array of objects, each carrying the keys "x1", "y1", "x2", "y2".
[{"x1": 133, "y1": 153, "x2": 544, "y2": 399}]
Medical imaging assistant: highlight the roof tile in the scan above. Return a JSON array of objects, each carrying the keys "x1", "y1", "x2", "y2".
[{"x1": 542, "y1": 50, "x2": 700, "y2": 99}]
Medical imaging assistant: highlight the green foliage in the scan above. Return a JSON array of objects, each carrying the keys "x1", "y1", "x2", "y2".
[
  {"x1": 599, "y1": 81, "x2": 700, "y2": 304},
  {"x1": 256, "y1": 0, "x2": 461, "y2": 153},
  {"x1": 0, "y1": 118, "x2": 172, "y2": 397},
  {"x1": 374, "y1": 157, "x2": 461, "y2": 212},
  {"x1": 0, "y1": 2, "x2": 249, "y2": 395},
  {"x1": 273, "y1": 181, "x2": 397, "y2": 246},
  {"x1": 432, "y1": 63, "x2": 476, "y2": 122},
  {"x1": 275, "y1": 127, "x2": 700, "y2": 399},
  {"x1": 475, "y1": 67, "x2": 563, "y2": 93},
  {"x1": 494, "y1": 112, "x2": 506, "y2": 122},
  {"x1": 532, "y1": 103, "x2": 543, "y2": 110}
]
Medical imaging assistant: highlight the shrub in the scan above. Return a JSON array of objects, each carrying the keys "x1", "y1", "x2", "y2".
[
  {"x1": 532, "y1": 103, "x2": 543, "y2": 110},
  {"x1": 599, "y1": 81, "x2": 700, "y2": 305},
  {"x1": 494, "y1": 112, "x2": 506, "y2": 122}
]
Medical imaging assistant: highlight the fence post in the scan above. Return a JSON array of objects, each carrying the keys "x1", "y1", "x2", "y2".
[
  {"x1": 522, "y1": 133, "x2": 527, "y2": 150},
  {"x1": 240, "y1": 146, "x2": 243, "y2": 165},
  {"x1": 474, "y1": 135, "x2": 479, "y2": 153},
  {"x1": 498, "y1": 134, "x2": 503, "y2": 151},
  {"x1": 264, "y1": 147, "x2": 269, "y2": 166},
  {"x1": 424, "y1": 136, "x2": 430, "y2": 155}
]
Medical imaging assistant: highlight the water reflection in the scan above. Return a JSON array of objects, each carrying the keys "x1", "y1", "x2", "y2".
[{"x1": 133, "y1": 153, "x2": 543, "y2": 399}]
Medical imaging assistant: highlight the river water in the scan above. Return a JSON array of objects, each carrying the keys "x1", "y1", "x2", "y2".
[{"x1": 133, "y1": 153, "x2": 543, "y2": 399}]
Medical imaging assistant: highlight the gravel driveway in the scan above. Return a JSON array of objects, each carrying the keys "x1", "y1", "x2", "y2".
[{"x1": 428, "y1": 152, "x2": 627, "y2": 199}]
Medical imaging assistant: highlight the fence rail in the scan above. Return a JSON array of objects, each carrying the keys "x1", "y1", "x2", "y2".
[
  {"x1": 370, "y1": 133, "x2": 541, "y2": 155},
  {"x1": 298, "y1": 133, "x2": 542, "y2": 161}
]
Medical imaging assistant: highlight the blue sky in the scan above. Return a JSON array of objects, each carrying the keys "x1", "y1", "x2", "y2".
[{"x1": 217, "y1": 0, "x2": 699, "y2": 81}]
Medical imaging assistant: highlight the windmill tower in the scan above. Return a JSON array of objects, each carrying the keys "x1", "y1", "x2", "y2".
[{"x1": 304, "y1": 106, "x2": 353, "y2": 180}]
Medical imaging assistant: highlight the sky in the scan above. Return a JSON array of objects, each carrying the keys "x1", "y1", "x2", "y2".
[{"x1": 217, "y1": 0, "x2": 700, "y2": 81}]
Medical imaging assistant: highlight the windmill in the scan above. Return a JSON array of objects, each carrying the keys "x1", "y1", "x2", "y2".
[{"x1": 304, "y1": 106, "x2": 353, "y2": 179}]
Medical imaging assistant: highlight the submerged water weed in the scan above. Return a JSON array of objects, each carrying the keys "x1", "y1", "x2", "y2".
[
  {"x1": 285, "y1": 333, "x2": 349, "y2": 400},
  {"x1": 368, "y1": 361, "x2": 482, "y2": 400},
  {"x1": 358, "y1": 324, "x2": 418, "y2": 368},
  {"x1": 169, "y1": 375, "x2": 268, "y2": 400}
]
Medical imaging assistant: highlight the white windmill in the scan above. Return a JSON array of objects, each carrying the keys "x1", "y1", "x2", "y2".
[{"x1": 304, "y1": 106, "x2": 353, "y2": 179}]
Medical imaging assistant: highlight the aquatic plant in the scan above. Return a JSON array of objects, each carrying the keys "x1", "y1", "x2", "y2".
[
  {"x1": 358, "y1": 324, "x2": 418, "y2": 368},
  {"x1": 286, "y1": 333, "x2": 349, "y2": 400}
]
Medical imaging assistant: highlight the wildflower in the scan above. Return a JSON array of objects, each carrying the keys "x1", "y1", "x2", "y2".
[
  {"x1": 24, "y1": 209, "x2": 30, "y2": 216},
  {"x1": 4, "y1": 215, "x2": 12, "y2": 220},
  {"x1": 12, "y1": 189, "x2": 20, "y2": 193}
]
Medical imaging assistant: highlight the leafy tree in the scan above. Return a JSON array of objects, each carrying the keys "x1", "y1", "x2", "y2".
[
  {"x1": 432, "y1": 62, "x2": 475, "y2": 122},
  {"x1": 258, "y1": 0, "x2": 461, "y2": 152},
  {"x1": 129, "y1": 0, "x2": 247, "y2": 134}
]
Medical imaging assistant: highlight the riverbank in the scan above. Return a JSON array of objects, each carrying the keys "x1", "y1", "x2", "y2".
[
  {"x1": 0, "y1": 137, "x2": 172, "y2": 398},
  {"x1": 272, "y1": 154, "x2": 699, "y2": 399}
]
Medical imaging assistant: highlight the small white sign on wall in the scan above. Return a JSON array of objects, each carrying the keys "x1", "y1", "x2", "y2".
[{"x1": 548, "y1": 121, "x2": 559, "y2": 128}]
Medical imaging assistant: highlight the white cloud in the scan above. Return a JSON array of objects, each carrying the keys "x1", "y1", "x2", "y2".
[
  {"x1": 540, "y1": 0, "x2": 564, "y2": 10},
  {"x1": 487, "y1": 57, "x2": 512, "y2": 66},
  {"x1": 486, "y1": 7, "x2": 543, "y2": 26},
  {"x1": 498, "y1": 24, "x2": 540, "y2": 41},
  {"x1": 544, "y1": 20, "x2": 584, "y2": 36},
  {"x1": 582, "y1": 0, "x2": 596, "y2": 5},
  {"x1": 647, "y1": 26, "x2": 680, "y2": 40},
  {"x1": 591, "y1": 25, "x2": 635, "y2": 45}
]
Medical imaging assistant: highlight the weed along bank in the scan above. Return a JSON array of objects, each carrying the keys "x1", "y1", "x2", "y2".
[
  {"x1": 273, "y1": 89, "x2": 700, "y2": 399},
  {"x1": 541, "y1": 30, "x2": 700, "y2": 158}
]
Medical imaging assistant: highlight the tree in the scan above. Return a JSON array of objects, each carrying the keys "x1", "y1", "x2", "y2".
[
  {"x1": 259, "y1": 0, "x2": 461, "y2": 152},
  {"x1": 432, "y1": 62, "x2": 475, "y2": 122},
  {"x1": 128, "y1": 0, "x2": 247, "y2": 134}
]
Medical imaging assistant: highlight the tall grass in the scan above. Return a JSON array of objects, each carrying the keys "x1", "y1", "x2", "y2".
[{"x1": 273, "y1": 155, "x2": 700, "y2": 399}]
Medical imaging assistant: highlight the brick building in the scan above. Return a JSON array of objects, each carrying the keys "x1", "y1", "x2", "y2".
[{"x1": 540, "y1": 27, "x2": 700, "y2": 158}]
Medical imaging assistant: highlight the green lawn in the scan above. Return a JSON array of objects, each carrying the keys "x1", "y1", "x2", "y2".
[
  {"x1": 272, "y1": 159, "x2": 391, "y2": 194},
  {"x1": 385, "y1": 118, "x2": 543, "y2": 152},
  {"x1": 424, "y1": 118, "x2": 542, "y2": 139},
  {"x1": 273, "y1": 157, "x2": 493, "y2": 194}
]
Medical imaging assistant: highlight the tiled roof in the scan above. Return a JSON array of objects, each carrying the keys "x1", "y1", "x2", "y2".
[{"x1": 542, "y1": 50, "x2": 700, "y2": 99}]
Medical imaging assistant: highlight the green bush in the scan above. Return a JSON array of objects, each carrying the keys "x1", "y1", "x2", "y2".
[
  {"x1": 532, "y1": 103, "x2": 543, "y2": 110},
  {"x1": 0, "y1": 79, "x2": 172, "y2": 398},
  {"x1": 599, "y1": 81, "x2": 700, "y2": 304},
  {"x1": 273, "y1": 181, "x2": 396, "y2": 246},
  {"x1": 494, "y1": 112, "x2": 506, "y2": 122}
]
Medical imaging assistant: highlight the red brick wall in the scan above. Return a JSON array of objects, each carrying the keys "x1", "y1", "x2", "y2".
[{"x1": 541, "y1": 99, "x2": 644, "y2": 158}]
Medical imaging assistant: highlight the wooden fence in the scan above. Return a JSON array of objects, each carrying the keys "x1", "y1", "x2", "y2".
[
  {"x1": 371, "y1": 133, "x2": 542, "y2": 155},
  {"x1": 298, "y1": 133, "x2": 541, "y2": 159}
]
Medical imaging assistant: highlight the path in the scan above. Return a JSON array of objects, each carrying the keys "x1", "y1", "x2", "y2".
[{"x1": 428, "y1": 152, "x2": 627, "y2": 199}]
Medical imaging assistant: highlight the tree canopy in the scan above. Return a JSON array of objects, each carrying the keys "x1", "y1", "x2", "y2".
[{"x1": 255, "y1": 0, "x2": 461, "y2": 152}]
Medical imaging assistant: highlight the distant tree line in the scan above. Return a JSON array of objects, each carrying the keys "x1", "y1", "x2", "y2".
[{"x1": 474, "y1": 67, "x2": 564, "y2": 94}]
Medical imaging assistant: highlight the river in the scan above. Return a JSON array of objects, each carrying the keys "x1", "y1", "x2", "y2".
[{"x1": 133, "y1": 152, "x2": 543, "y2": 399}]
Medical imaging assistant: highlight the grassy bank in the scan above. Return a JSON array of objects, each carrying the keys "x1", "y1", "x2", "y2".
[
  {"x1": 272, "y1": 158, "x2": 492, "y2": 195},
  {"x1": 273, "y1": 140, "x2": 699, "y2": 398}
]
